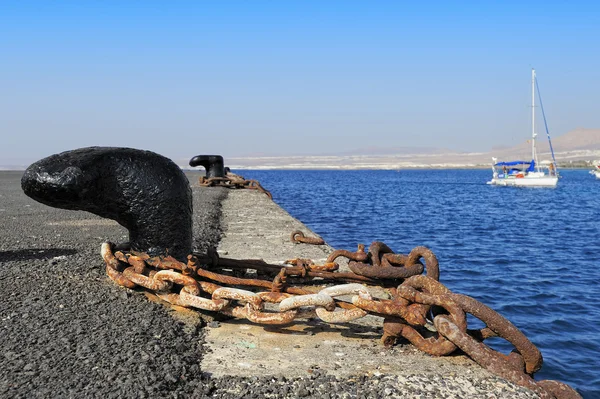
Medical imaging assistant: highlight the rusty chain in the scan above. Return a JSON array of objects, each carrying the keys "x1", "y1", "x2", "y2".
[
  {"x1": 199, "y1": 171, "x2": 272, "y2": 199},
  {"x1": 101, "y1": 241, "x2": 581, "y2": 399}
]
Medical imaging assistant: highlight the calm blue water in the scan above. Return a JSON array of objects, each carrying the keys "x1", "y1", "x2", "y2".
[{"x1": 238, "y1": 169, "x2": 600, "y2": 398}]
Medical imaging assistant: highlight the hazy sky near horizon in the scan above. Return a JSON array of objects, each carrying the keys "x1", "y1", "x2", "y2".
[{"x1": 1, "y1": 1, "x2": 599, "y2": 165}]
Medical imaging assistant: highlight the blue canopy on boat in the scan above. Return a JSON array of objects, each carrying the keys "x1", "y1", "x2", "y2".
[{"x1": 494, "y1": 160, "x2": 531, "y2": 166}]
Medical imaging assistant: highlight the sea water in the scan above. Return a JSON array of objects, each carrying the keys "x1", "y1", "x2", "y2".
[{"x1": 238, "y1": 168, "x2": 600, "y2": 398}]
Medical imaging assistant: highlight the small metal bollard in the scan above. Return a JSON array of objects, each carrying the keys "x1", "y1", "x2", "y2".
[{"x1": 189, "y1": 155, "x2": 225, "y2": 178}]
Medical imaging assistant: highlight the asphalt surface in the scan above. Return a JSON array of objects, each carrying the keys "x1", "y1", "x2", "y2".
[
  {"x1": 0, "y1": 171, "x2": 220, "y2": 398},
  {"x1": 0, "y1": 171, "x2": 541, "y2": 398}
]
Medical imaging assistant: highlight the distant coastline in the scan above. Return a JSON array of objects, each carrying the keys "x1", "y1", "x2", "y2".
[
  {"x1": 208, "y1": 158, "x2": 597, "y2": 171},
  {"x1": 2, "y1": 161, "x2": 595, "y2": 172},
  {"x1": 223, "y1": 163, "x2": 592, "y2": 171}
]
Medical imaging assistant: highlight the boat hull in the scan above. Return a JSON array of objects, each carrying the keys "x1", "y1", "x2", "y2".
[
  {"x1": 488, "y1": 176, "x2": 558, "y2": 187},
  {"x1": 590, "y1": 171, "x2": 600, "y2": 179}
]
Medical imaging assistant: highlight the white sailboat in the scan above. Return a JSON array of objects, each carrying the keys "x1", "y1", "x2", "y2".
[{"x1": 488, "y1": 69, "x2": 558, "y2": 187}]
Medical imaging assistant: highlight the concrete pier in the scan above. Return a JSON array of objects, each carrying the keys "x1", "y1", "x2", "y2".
[
  {"x1": 0, "y1": 171, "x2": 540, "y2": 398},
  {"x1": 196, "y1": 182, "x2": 540, "y2": 397}
]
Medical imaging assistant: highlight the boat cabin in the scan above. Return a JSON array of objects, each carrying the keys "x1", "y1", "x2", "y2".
[
  {"x1": 492, "y1": 159, "x2": 557, "y2": 180},
  {"x1": 494, "y1": 160, "x2": 535, "y2": 178}
]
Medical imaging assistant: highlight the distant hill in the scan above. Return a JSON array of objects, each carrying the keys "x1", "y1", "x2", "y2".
[
  {"x1": 490, "y1": 128, "x2": 600, "y2": 163},
  {"x1": 552, "y1": 128, "x2": 600, "y2": 151}
]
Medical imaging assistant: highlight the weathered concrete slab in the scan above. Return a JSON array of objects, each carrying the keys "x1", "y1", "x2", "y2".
[
  {"x1": 216, "y1": 190, "x2": 332, "y2": 264},
  {"x1": 201, "y1": 317, "x2": 483, "y2": 379},
  {"x1": 201, "y1": 189, "x2": 500, "y2": 383}
]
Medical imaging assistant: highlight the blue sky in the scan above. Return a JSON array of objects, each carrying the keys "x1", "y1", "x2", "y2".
[{"x1": 1, "y1": 1, "x2": 599, "y2": 164}]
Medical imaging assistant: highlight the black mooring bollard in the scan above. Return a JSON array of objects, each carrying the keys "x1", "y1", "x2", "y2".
[
  {"x1": 21, "y1": 147, "x2": 193, "y2": 260},
  {"x1": 189, "y1": 155, "x2": 225, "y2": 178}
]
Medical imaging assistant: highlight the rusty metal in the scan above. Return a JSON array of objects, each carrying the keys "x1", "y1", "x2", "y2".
[
  {"x1": 101, "y1": 242, "x2": 580, "y2": 398},
  {"x1": 352, "y1": 296, "x2": 426, "y2": 326},
  {"x1": 391, "y1": 284, "x2": 467, "y2": 356},
  {"x1": 102, "y1": 243, "x2": 136, "y2": 289},
  {"x1": 394, "y1": 275, "x2": 451, "y2": 328},
  {"x1": 245, "y1": 305, "x2": 298, "y2": 325},
  {"x1": 326, "y1": 243, "x2": 368, "y2": 263},
  {"x1": 467, "y1": 327, "x2": 497, "y2": 341},
  {"x1": 447, "y1": 292, "x2": 543, "y2": 375},
  {"x1": 284, "y1": 258, "x2": 338, "y2": 272},
  {"x1": 312, "y1": 284, "x2": 371, "y2": 323},
  {"x1": 245, "y1": 179, "x2": 273, "y2": 199},
  {"x1": 315, "y1": 306, "x2": 367, "y2": 323},
  {"x1": 398, "y1": 274, "x2": 542, "y2": 375},
  {"x1": 200, "y1": 252, "x2": 391, "y2": 286},
  {"x1": 382, "y1": 317, "x2": 408, "y2": 347},
  {"x1": 405, "y1": 246, "x2": 440, "y2": 281},
  {"x1": 179, "y1": 286, "x2": 230, "y2": 311},
  {"x1": 290, "y1": 230, "x2": 325, "y2": 245},
  {"x1": 304, "y1": 262, "x2": 339, "y2": 272},
  {"x1": 536, "y1": 380, "x2": 582, "y2": 399},
  {"x1": 319, "y1": 283, "x2": 372, "y2": 299},
  {"x1": 401, "y1": 274, "x2": 450, "y2": 294},
  {"x1": 349, "y1": 260, "x2": 423, "y2": 279},
  {"x1": 369, "y1": 242, "x2": 394, "y2": 264},
  {"x1": 434, "y1": 315, "x2": 571, "y2": 399},
  {"x1": 122, "y1": 267, "x2": 172, "y2": 291},
  {"x1": 346, "y1": 242, "x2": 431, "y2": 280},
  {"x1": 279, "y1": 294, "x2": 336, "y2": 312},
  {"x1": 397, "y1": 284, "x2": 466, "y2": 332},
  {"x1": 212, "y1": 287, "x2": 263, "y2": 310},
  {"x1": 105, "y1": 265, "x2": 137, "y2": 289},
  {"x1": 257, "y1": 291, "x2": 292, "y2": 303},
  {"x1": 195, "y1": 170, "x2": 273, "y2": 199}
]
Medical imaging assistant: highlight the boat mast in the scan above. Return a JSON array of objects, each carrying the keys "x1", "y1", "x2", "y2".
[{"x1": 531, "y1": 68, "x2": 538, "y2": 170}]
